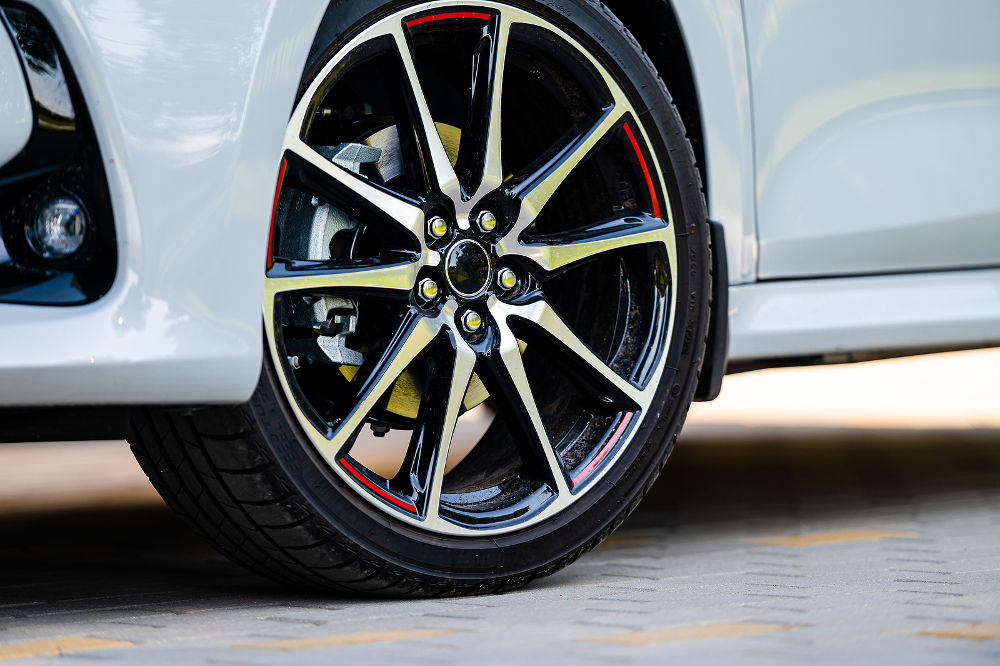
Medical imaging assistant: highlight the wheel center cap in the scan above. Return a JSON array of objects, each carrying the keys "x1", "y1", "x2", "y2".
[{"x1": 444, "y1": 239, "x2": 491, "y2": 298}]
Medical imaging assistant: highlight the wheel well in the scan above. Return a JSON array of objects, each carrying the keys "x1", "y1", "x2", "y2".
[{"x1": 602, "y1": 0, "x2": 706, "y2": 199}]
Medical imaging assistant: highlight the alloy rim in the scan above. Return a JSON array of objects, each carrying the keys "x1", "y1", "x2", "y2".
[{"x1": 263, "y1": 1, "x2": 678, "y2": 535}]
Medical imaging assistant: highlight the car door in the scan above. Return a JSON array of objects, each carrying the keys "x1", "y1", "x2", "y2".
[{"x1": 743, "y1": 0, "x2": 1000, "y2": 279}]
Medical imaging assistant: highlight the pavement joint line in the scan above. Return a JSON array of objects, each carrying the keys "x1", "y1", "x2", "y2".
[
  {"x1": 745, "y1": 582, "x2": 810, "y2": 589},
  {"x1": 742, "y1": 605, "x2": 809, "y2": 614},
  {"x1": 0, "y1": 637, "x2": 132, "y2": 661},
  {"x1": 233, "y1": 628, "x2": 462, "y2": 651},
  {"x1": 580, "y1": 621, "x2": 798, "y2": 645},
  {"x1": 592, "y1": 584, "x2": 658, "y2": 592},
  {"x1": 917, "y1": 622, "x2": 1000, "y2": 641},
  {"x1": 746, "y1": 549, "x2": 804, "y2": 558},
  {"x1": 599, "y1": 573, "x2": 659, "y2": 581},
  {"x1": 599, "y1": 537, "x2": 658, "y2": 548},
  {"x1": 750, "y1": 529, "x2": 916, "y2": 547},
  {"x1": 904, "y1": 601, "x2": 977, "y2": 609},
  {"x1": 607, "y1": 562, "x2": 662, "y2": 570},
  {"x1": 573, "y1": 621, "x2": 642, "y2": 630},
  {"x1": 744, "y1": 593, "x2": 811, "y2": 600},
  {"x1": 908, "y1": 615, "x2": 985, "y2": 624}
]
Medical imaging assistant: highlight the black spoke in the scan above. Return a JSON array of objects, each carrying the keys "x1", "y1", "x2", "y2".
[
  {"x1": 392, "y1": 335, "x2": 476, "y2": 517},
  {"x1": 515, "y1": 212, "x2": 670, "y2": 275},
  {"x1": 476, "y1": 322, "x2": 570, "y2": 494},
  {"x1": 498, "y1": 106, "x2": 625, "y2": 246},
  {"x1": 507, "y1": 294, "x2": 643, "y2": 410},
  {"x1": 454, "y1": 16, "x2": 506, "y2": 196},
  {"x1": 392, "y1": 26, "x2": 462, "y2": 202},
  {"x1": 329, "y1": 310, "x2": 441, "y2": 456},
  {"x1": 283, "y1": 141, "x2": 426, "y2": 244},
  {"x1": 265, "y1": 260, "x2": 420, "y2": 297}
]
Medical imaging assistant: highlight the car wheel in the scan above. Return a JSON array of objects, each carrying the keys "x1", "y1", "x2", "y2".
[{"x1": 128, "y1": 0, "x2": 710, "y2": 595}]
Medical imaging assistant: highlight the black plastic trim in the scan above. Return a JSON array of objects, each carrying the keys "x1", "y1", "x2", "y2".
[
  {"x1": 0, "y1": 3, "x2": 117, "y2": 305},
  {"x1": 0, "y1": 407, "x2": 128, "y2": 442},
  {"x1": 694, "y1": 219, "x2": 728, "y2": 401}
]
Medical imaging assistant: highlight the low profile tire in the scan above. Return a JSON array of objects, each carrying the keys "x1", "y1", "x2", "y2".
[{"x1": 128, "y1": 0, "x2": 710, "y2": 595}]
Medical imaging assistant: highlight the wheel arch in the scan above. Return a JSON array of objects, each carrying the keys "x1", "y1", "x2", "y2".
[
  {"x1": 608, "y1": 0, "x2": 756, "y2": 286},
  {"x1": 602, "y1": 0, "x2": 706, "y2": 205},
  {"x1": 605, "y1": 0, "x2": 737, "y2": 398}
]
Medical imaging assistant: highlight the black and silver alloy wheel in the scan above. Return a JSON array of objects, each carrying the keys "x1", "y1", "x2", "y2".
[{"x1": 129, "y1": 0, "x2": 711, "y2": 594}]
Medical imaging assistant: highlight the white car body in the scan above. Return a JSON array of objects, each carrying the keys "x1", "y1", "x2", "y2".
[{"x1": 1, "y1": 0, "x2": 998, "y2": 406}]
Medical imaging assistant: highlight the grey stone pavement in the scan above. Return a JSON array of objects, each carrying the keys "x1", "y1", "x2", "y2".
[{"x1": 1, "y1": 424, "x2": 998, "y2": 664}]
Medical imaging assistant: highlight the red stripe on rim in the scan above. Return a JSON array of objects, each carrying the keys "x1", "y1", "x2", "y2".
[
  {"x1": 623, "y1": 122, "x2": 661, "y2": 219},
  {"x1": 267, "y1": 159, "x2": 287, "y2": 269},
  {"x1": 406, "y1": 11, "x2": 491, "y2": 27},
  {"x1": 340, "y1": 458, "x2": 418, "y2": 513},
  {"x1": 572, "y1": 412, "x2": 634, "y2": 486}
]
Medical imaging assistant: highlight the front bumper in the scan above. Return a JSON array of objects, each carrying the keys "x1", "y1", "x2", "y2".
[{"x1": 0, "y1": 0, "x2": 328, "y2": 405}]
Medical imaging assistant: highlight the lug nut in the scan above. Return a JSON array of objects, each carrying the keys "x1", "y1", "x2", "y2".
[
  {"x1": 417, "y1": 278, "x2": 439, "y2": 303},
  {"x1": 497, "y1": 267, "x2": 518, "y2": 291},
  {"x1": 476, "y1": 210, "x2": 497, "y2": 233},
  {"x1": 460, "y1": 310, "x2": 483, "y2": 333},
  {"x1": 427, "y1": 215, "x2": 448, "y2": 239}
]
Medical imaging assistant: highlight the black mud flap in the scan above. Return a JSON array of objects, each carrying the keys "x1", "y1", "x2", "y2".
[{"x1": 694, "y1": 220, "x2": 729, "y2": 401}]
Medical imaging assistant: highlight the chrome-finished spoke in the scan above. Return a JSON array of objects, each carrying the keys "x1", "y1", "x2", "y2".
[
  {"x1": 423, "y1": 338, "x2": 477, "y2": 525},
  {"x1": 264, "y1": 261, "x2": 420, "y2": 297},
  {"x1": 326, "y1": 312, "x2": 443, "y2": 455},
  {"x1": 499, "y1": 105, "x2": 626, "y2": 247},
  {"x1": 284, "y1": 137, "x2": 426, "y2": 243},
  {"x1": 505, "y1": 299, "x2": 645, "y2": 408},
  {"x1": 501, "y1": 213, "x2": 669, "y2": 273},
  {"x1": 391, "y1": 25, "x2": 462, "y2": 203}
]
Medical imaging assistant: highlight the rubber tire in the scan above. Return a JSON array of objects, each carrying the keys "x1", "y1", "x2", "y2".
[{"x1": 127, "y1": 0, "x2": 711, "y2": 596}]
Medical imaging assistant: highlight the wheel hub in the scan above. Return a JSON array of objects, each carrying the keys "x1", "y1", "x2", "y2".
[{"x1": 444, "y1": 238, "x2": 492, "y2": 299}]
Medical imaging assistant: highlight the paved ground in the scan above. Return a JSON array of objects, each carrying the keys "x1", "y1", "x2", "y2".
[
  {"x1": 1, "y1": 350, "x2": 999, "y2": 664},
  {"x1": 1, "y1": 425, "x2": 998, "y2": 664}
]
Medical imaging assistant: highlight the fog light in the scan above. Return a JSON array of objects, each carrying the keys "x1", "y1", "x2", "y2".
[{"x1": 26, "y1": 195, "x2": 87, "y2": 258}]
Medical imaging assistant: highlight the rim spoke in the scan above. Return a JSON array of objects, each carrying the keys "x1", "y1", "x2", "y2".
[
  {"x1": 479, "y1": 318, "x2": 571, "y2": 496},
  {"x1": 264, "y1": 260, "x2": 420, "y2": 297},
  {"x1": 419, "y1": 337, "x2": 478, "y2": 523},
  {"x1": 391, "y1": 25, "x2": 462, "y2": 202},
  {"x1": 499, "y1": 105, "x2": 625, "y2": 246},
  {"x1": 284, "y1": 137, "x2": 425, "y2": 243},
  {"x1": 501, "y1": 213, "x2": 669, "y2": 274},
  {"x1": 457, "y1": 14, "x2": 510, "y2": 198},
  {"x1": 327, "y1": 311, "x2": 442, "y2": 455},
  {"x1": 505, "y1": 299, "x2": 644, "y2": 408}
]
